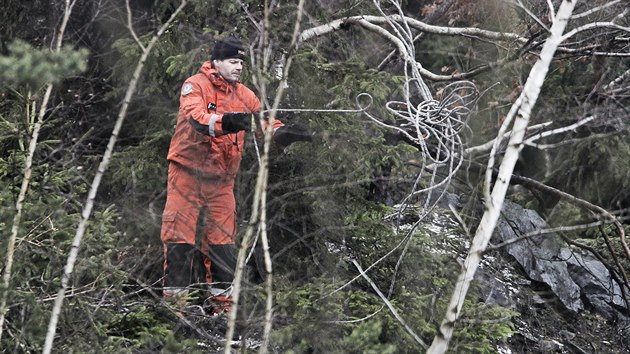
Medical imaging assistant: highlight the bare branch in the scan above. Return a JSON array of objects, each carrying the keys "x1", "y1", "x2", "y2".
[
  {"x1": 0, "y1": 0, "x2": 78, "y2": 343},
  {"x1": 226, "y1": 1, "x2": 307, "y2": 352},
  {"x1": 557, "y1": 47, "x2": 630, "y2": 57},
  {"x1": 324, "y1": 306, "x2": 385, "y2": 324},
  {"x1": 126, "y1": 0, "x2": 146, "y2": 52},
  {"x1": 300, "y1": 9, "x2": 628, "y2": 81},
  {"x1": 564, "y1": 235, "x2": 629, "y2": 311},
  {"x1": 486, "y1": 216, "x2": 630, "y2": 251},
  {"x1": 572, "y1": 0, "x2": 622, "y2": 19},
  {"x1": 507, "y1": 173, "x2": 630, "y2": 266},
  {"x1": 526, "y1": 131, "x2": 622, "y2": 149},
  {"x1": 523, "y1": 115, "x2": 598, "y2": 145},
  {"x1": 560, "y1": 21, "x2": 630, "y2": 43},
  {"x1": 603, "y1": 67, "x2": 630, "y2": 91},
  {"x1": 378, "y1": 0, "x2": 457, "y2": 70},
  {"x1": 351, "y1": 259, "x2": 428, "y2": 349},
  {"x1": 237, "y1": 0, "x2": 263, "y2": 33},
  {"x1": 42, "y1": 2, "x2": 189, "y2": 352},
  {"x1": 505, "y1": 0, "x2": 550, "y2": 32},
  {"x1": 428, "y1": 2, "x2": 578, "y2": 352},
  {"x1": 465, "y1": 121, "x2": 552, "y2": 155},
  {"x1": 299, "y1": 15, "x2": 527, "y2": 44}
]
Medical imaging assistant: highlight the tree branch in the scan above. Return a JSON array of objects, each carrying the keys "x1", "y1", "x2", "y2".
[
  {"x1": 125, "y1": 0, "x2": 146, "y2": 52},
  {"x1": 506, "y1": 0, "x2": 550, "y2": 32},
  {"x1": 428, "y1": 2, "x2": 578, "y2": 352},
  {"x1": 225, "y1": 1, "x2": 306, "y2": 352},
  {"x1": 299, "y1": 15, "x2": 527, "y2": 44},
  {"x1": 571, "y1": 0, "x2": 622, "y2": 19},
  {"x1": 560, "y1": 21, "x2": 630, "y2": 43},
  {"x1": 42, "y1": 2, "x2": 189, "y2": 353},
  {"x1": 0, "y1": 0, "x2": 77, "y2": 343},
  {"x1": 505, "y1": 173, "x2": 630, "y2": 284},
  {"x1": 523, "y1": 115, "x2": 598, "y2": 146},
  {"x1": 351, "y1": 259, "x2": 428, "y2": 349}
]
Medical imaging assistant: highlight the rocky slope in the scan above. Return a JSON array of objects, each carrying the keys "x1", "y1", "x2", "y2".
[{"x1": 414, "y1": 196, "x2": 630, "y2": 353}]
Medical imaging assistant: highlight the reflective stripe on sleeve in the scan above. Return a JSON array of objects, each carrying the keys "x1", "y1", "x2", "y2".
[{"x1": 209, "y1": 114, "x2": 221, "y2": 137}]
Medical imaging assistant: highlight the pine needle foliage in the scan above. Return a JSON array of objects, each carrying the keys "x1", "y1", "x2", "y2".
[
  {"x1": 0, "y1": 40, "x2": 88, "y2": 90},
  {"x1": 1, "y1": 0, "x2": 628, "y2": 352}
]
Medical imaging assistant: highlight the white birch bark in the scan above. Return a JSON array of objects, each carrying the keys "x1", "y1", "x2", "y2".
[
  {"x1": 41, "y1": 2, "x2": 188, "y2": 353},
  {"x1": 224, "y1": 1, "x2": 306, "y2": 352},
  {"x1": 0, "y1": 0, "x2": 77, "y2": 342},
  {"x1": 427, "y1": 1, "x2": 578, "y2": 353}
]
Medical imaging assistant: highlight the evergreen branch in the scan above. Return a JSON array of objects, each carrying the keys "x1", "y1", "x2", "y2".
[
  {"x1": 351, "y1": 259, "x2": 428, "y2": 349},
  {"x1": 0, "y1": 0, "x2": 77, "y2": 344},
  {"x1": 42, "y1": 1, "x2": 189, "y2": 353},
  {"x1": 226, "y1": 0, "x2": 308, "y2": 351}
]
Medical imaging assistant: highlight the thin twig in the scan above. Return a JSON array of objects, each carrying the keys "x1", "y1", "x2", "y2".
[
  {"x1": 504, "y1": 173, "x2": 630, "y2": 288},
  {"x1": 225, "y1": 1, "x2": 307, "y2": 352},
  {"x1": 0, "y1": 0, "x2": 77, "y2": 343},
  {"x1": 505, "y1": 0, "x2": 550, "y2": 32},
  {"x1": 351, "y1": 259, "x2": 427, "y2": 349},
  {"x1": 486, "y1": 215, "x2": 630, "y2": 251},
  {"x1": 572, "y1": 0, "x2": 621, "y2": 19},
  {"x1": 563, "y1": 235, "x2": 629, "y2": 313},
  {"x1": 125, "y1": 0, "x2": 146, "y2": 52},
  {"x1": 428, "y1": 2, "x2": 578, "y2": 352},
  {"x1": 42, "y1": 2, "x2": 189, "y2": 353}
]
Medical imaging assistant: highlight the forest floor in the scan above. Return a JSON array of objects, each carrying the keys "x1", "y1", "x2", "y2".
[{"x1": 500, "y1": 267, "x2": 629, "y2": 354}]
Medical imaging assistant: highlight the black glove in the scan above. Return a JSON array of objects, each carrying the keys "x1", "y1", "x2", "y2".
[
  {"x1": 273, "y1": 123, "x2": 313, "y2": 147},
  {"x1": 222, "y1": 112, "x2": 253, "y2": 133}
]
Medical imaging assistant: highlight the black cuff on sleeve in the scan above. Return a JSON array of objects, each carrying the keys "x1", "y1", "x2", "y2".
[{"x1": 188, "y1": 117, "x2": 211, "y2": 136}]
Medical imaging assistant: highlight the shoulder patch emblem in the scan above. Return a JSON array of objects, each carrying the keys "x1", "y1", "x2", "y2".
[{"x1": 181, "y1": 83, "x2": 193, "y2": 96}]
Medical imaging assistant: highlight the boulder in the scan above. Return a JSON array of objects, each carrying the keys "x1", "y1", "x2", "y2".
[
  {"x1": 561, "y1": 248, "x2": 628, "y2": 320},
  {"x1": 493, "y1": 200, "x2": 583, "y2": 313},
  {"x1": 493, "y1": 199, "x2": 628, "y2": 319}
]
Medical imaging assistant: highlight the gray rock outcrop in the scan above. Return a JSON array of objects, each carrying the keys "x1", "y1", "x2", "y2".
[{"x1": 493, "y1": 199, "x2": 628, "y2": 320}]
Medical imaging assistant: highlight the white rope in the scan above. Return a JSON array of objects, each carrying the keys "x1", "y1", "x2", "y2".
[
  {"x1": 249, "y1": 0, "x2": 479, "y2": 274},
  {"x1": 260, "y1": 93, "x2": 373, "y2": 114},
  {"x1": 256, "y1": 78, "x2": 477, "y2": 203}
]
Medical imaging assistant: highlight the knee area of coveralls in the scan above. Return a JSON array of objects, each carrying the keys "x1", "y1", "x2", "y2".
[{"x1": 160, "y1": 210, "x2": 198, "y2": 245}]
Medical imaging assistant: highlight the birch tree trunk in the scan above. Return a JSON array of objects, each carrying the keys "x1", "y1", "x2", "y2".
[
  {"x1": 41, "y1": 2, "x2": 188, "y2": 353},
  {"x1": 0, "y1": 0, "x2": 77, "y2": 342},
  {"x1": 427, "y1": 1, "x2": 578, "y2": 353},
  {"x1": 224, "y1": 1, "x2": 306, "y2": 352}
]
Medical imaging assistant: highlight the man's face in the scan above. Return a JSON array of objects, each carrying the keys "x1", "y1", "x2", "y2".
[{"x1": 214, "y1": 58, "x2": 243, "y2": 83}]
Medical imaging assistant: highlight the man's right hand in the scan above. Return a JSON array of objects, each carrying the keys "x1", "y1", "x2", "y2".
[{"x1": 222, "y1": 112, "x2": 253, "y2": 133}]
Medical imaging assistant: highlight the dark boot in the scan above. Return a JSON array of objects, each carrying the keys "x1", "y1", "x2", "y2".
[{"x1": 164, "y1": 243, "x2": 197, "y2": 316}]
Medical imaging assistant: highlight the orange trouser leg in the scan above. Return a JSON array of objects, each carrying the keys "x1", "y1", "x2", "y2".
[
  {"x1": 199, "y1": 179, "x2": 237, "y2": 294},
  {"x1": 161, "y1": 163, "x2": 237, "y2": 293},
  {"x1": 161, "y1": 163, "x2": 201, "y2": 290}
]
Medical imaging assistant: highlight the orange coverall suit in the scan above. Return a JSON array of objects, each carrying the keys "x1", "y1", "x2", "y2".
[{"x1": 161, "y1": 61, "x2": 283, "y2": 298}]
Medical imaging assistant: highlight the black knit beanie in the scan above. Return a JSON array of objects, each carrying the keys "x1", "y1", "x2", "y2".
[{"x1": 211, "y1": 36, "x2": 246, "y2": 60}]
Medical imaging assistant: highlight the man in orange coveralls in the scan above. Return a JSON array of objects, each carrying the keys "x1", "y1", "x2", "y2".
[{"x1": 161, "y1": 36, "x2": 311, "y2": 316}]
